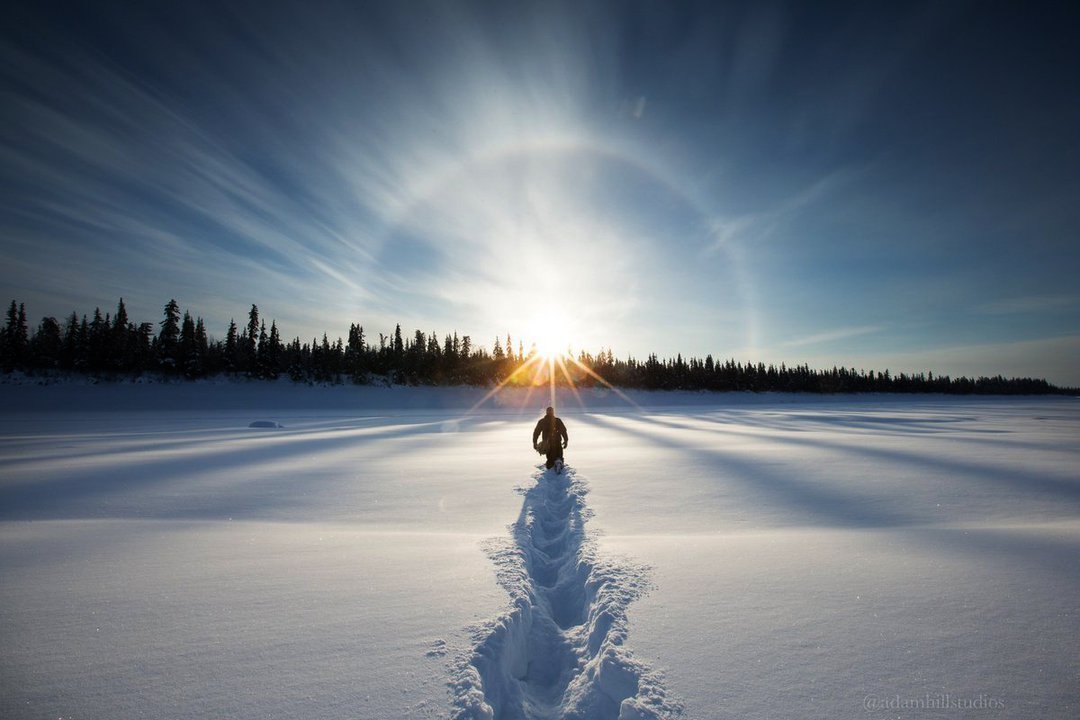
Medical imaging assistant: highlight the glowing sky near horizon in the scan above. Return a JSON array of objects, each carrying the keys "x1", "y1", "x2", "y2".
[{"x1": 2, "y1": 1, "x2": 1079, "y2": 384}]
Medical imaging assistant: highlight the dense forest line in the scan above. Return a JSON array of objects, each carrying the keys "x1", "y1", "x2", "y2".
[{"x1": 0, "y1": 298, "x2": 1073, "y2": 395}]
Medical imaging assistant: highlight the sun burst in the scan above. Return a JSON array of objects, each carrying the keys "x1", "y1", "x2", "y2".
[{"x1": 527, "y1": 313, "x2": 570, "y2": 361}]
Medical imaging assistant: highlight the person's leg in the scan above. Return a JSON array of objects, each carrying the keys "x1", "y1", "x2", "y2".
[{"x1": 550, "y1": 442, "x2": 563, "y2": 470}]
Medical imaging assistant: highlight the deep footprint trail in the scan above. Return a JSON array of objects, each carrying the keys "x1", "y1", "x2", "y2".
[{"x1": 452, "y1": 466, "x2": 680, "y2": 720}]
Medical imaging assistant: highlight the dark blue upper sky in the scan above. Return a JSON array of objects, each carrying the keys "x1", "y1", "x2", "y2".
[{"x1": 3, "y1": 0, "x2": 1078, "y2": 383}]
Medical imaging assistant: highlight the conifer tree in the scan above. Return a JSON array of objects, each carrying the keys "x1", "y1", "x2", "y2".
[
  {"x1": 88, "y1": 308, "x2": 108, "y2": 372},
  {"x1": 32, "y1": 317, "x2": 62, "y2": 369},
  {"x1": 0, "y1": 301, "x2": 15, "y2": 371},
  {"x1": 225, "y1": 320, "x2": 239, "y2": 372},
  {"x1": 244, "y1": 305, "x2": 260, "y2": 373},
  {"x1": 114, "y1": 298, "x2": 129, "y2": 329},
  {"x1": 112, "y1": 298, "x2": 131, "y2": 371},
  {"x1": 255, "y1": 320, "x2": 268, "y2": 377},
  {"x1": 76, "y1": 315, "x2": 89, "y2": 371},
  {"x1": 265, "y1": 320, "x2": 281, "y2": 379},
  {"x1": 61, "y1": 312, "x2": 80, "y2": 370},
  {"x1": 179, "y1": 311, "x2": 199, "y2": 377},
  {"x1": 393, "y1": 324, "x2": 404, "y2": 358},
  {"x1": 346, "y1": 323, "x2": 366, "y2": 382},
  {"x1": 195, "y1": 318, "x2": 208, "y2": 369},
  {"x1": 1, "y1": 301, "x2": 29, "y2": 371},
  {"x1": 159, "y1": 299, "x2": 181, "y2": 371},
  {"x1": 16, "y1": 303, "x2": 28, "y2": 357}
]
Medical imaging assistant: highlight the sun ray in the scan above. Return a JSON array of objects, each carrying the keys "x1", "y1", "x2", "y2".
[
  {"x1": 564, "y1": 353, "x2": 644, "y2": 412},
  {"x1": 548, "y1": 355, "x2": 557, "y2": 410},
  {"x1": 555, "y1": 355, "x2": 587, "y2": 412},
  {"x1": 466, "y1": 352, "x2": 546, "y2": 414},
  {"x1": 460, "y1": 330, "x2": 641, "y2": 422}
]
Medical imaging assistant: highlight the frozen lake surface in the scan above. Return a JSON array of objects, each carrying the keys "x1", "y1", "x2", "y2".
[{"x1": 1, "y1": 384, "x2": 1078, "y2": 719}]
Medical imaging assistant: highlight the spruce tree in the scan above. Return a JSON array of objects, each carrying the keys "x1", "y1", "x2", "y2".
[
  {"x1": 346, "y1": 323, "x2": 366, "y2": 382},
  {"x1": 179, "y1": 311, "x2": 196, "y2": 377},
  {"x1": 244, "y1": 305, "x2": 260, "y2": 373},
  {"x1": 114, "y1": 298, "x2": 129, "y2": 329},
  {"x1": 88, "y1": 308, "x2": 108, "y2": 372},
  {"x1": 159, "y1": 299, "x2": 181, "y2": 372},
  {"x1": 255, "y1": 320, "x2": 268, "y2": 378},
  {"x1": 265, "y1": 320, "x2": 281, "y2": 379},
  {"x1": 1, "y1": 301, "x2": 15, "y2": 371},
  {"x1": 393, "y1": 324, "x2": 404, "y2": 358},
  {"x1": 61, "y1": 312, "x2": 80, "y2": 370},
  {"x1": 195, "y1": 318, "x2": 209, "y2": 372},
  {"x1": 224, "y1": 320, "x2": 239, "y2": 372},
  {"x1": 2, "y1": 301, "x2": 29, "y2": 371},
  {"x1": 112, "y1": 298, "x2": 131, "y2": 371},
  {"x1": 32, "y1": 317, "x2": 62, "y2": 369},
  {"x1": 76, "y1": 316, "x2": 89, "y2": 371},
  {"x1": 15, "y1": 303, "x2": 28, "y2": 359}
]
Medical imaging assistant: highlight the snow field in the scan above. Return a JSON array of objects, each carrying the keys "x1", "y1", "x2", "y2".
[
  {"x1": 1, "y1": 520, "x2": 499, "y2": 718},
  {"x1": 572, "y1": 401, "x2": 1080, "y2": 719},
  {"x1": 1, "y1": 385, "x2": 1078, "y2": 719}
]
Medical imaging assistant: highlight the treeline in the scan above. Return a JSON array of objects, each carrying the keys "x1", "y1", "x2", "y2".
[
  {"x1": 0, "y1": 298, "x2": 1073, "y2": 395},
  {"x1": 573, "y1": 352, "x2": 1067, "y2": 395},
  {"x1": 0, "y1": 298, "x2": 535, "y2": 385}
]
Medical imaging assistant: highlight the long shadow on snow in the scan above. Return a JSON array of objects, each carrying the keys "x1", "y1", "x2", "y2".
[
  {"x1": 579, "y1": 414, "x2": 1080, "y2": 579},
  {"x1": 644, "y1": 409, "x2": 999, "y2": 437},
  {"x1": 585, "y1": 411, "x2": 1080, "y2": 521},
  {"x1": 0, "y1": 417, "x2": 487, "y2": 520},
  {"x1": 0, "y1": 415, "x2": 492, "y2": 475},
  {"x1": 582, "y1": 413, "x2": 915, "y2": 529},
  {"x1": 639, "y1": 412, "x2": 1080, "y2": 504},
  {"x1": 642, "y1": 404, "x2": 1074, "y2": 453}
]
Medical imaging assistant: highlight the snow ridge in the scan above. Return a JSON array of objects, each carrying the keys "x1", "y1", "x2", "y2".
[{"x1": 452, "y1": 466, "x2": 681, "y2": 720}]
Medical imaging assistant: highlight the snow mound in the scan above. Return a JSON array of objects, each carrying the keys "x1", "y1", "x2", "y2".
[
  {"x1": 248, "y1": 420, "x2": 283, "y2": 428},
  {"x1": 452, "y1": 466, "x2": 681, "y2": 719}
]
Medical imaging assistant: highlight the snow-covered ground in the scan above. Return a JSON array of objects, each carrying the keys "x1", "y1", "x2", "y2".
[{"x1": 1, "y1": 383, "x2": 1078, "y2": 719}]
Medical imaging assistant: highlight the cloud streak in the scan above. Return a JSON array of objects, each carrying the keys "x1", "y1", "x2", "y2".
[
  {"x1": 2, "y1": 1, "x2": 1078, "y2": 384},
  {"x1": 782, "y1": 325, "x2": 883, "y2": 348}
]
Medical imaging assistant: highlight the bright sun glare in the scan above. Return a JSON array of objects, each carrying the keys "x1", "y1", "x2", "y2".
[
  {"x1": 467, "y1": 306, "x2": 639, "y2": 416},
  {"x1": 528, "y1": 314, "x2": 570, "y2": 360},
  {"x1": 535, "y1": 334, "x2": 565, "y2": 360}
]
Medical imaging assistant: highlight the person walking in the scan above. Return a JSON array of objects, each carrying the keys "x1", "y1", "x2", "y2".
[{"x1": 532, "y1": 406, "x2": 568, "y2": 471}]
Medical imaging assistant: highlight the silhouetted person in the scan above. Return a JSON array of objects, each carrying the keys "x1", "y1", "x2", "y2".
[{"x1": 532, "y1": 406, "x2": 568, "y2": 471}]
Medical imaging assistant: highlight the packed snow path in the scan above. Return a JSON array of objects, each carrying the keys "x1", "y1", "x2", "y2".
[{"x1": 453, "y1": 466, "x2": 679, "y2": 720}]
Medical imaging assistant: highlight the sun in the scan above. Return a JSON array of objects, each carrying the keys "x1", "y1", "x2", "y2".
[
  {"x1": 535, "y1": 332, "x2": 566, "y2": 361},
  {"x1": 527, "y1": 314, "x2": 570, "y2": 361}
]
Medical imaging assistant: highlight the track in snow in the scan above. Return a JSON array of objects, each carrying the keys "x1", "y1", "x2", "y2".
[{"x1": 452, "y1": 465, "x2": 680, "y2": 720}]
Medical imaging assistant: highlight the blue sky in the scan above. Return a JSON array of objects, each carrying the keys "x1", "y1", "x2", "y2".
[{"x1": 3, "y1": 0, "x2": 1078, "y2": 385}]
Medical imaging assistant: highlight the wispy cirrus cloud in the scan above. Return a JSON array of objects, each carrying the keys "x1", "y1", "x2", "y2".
[
  {"x1": 2, "y1": 1, "x2": 1078, "y2": 384},
  {"x1": 781, "y1": 325, "x2": 883, "y2": 349},
  {"x1": 975, "y1": 295, "x2": 1080, "y2": 316}
]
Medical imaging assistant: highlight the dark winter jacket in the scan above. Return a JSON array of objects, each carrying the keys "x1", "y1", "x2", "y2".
[{"x1": 532, "y1": 415, "x2": 568, "y2": 448}]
